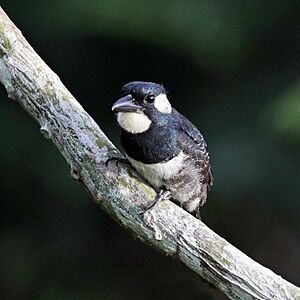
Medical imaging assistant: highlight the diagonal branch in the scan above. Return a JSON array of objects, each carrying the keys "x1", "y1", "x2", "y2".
[{"x1": 0, "y1": 7, "x2": 299, "y2": 300}]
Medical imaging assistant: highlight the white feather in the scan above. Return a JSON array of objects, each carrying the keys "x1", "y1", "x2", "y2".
[
  {"x1": 154, "y1": 94, "x2": 172, "y2": 114},
  {"x1": 117, "y1": 112, "x2": 151, "y2": 133},
  {"x1": 128, "y1": 152, "x2": 186, "y2": 189},
  {"x1": 183, "y1": 198, "x2": 200, "y2": 212}
]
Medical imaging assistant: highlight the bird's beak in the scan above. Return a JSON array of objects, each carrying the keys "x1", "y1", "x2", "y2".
[{"x1": 112, "y1": 95, "x2": 142, "y2": 113}]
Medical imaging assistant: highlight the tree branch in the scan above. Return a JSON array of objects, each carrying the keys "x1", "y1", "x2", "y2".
[{"x1": 0, "y1": 7, "x2": 299, "y2": 300}]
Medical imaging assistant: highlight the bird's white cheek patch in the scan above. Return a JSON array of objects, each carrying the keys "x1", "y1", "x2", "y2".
[
  {"x1": 154, "y1": 94, "x2": 172, "y2": 114},
  {"x1": 117, "y1": 112, "x2": 152, "y2": 133}
]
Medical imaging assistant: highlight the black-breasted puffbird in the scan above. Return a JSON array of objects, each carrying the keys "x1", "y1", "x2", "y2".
[{"x1": 111, "y1": 81, "x2": 213, "y2": 218}]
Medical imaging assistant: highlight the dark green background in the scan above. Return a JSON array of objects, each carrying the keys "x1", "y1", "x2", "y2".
[{"x1": 0, "y1": 1, "x2": 299, "y2": 299}]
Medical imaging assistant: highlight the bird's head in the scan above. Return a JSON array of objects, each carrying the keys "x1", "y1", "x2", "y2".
[{"x1": 112, "y1": 81, "x2": 172, "y2": 133}]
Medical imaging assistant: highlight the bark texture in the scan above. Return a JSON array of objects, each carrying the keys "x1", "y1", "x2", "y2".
[{"x1": 0, "y1": 7, "x2": 299, "y2": 300}]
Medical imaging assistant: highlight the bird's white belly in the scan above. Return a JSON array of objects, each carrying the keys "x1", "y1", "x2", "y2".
[{"x1": 127, "y1": 152, "x2": 186, "y2": 189}]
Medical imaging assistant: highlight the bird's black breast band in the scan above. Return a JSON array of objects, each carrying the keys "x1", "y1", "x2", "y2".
[{"x1": 121, "y1": 126, "x2": 180, "y2": 164}]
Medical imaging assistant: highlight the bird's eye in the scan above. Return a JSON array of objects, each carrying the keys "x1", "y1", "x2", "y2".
[{"x1": 146, "y1": 94, "x2": 155, "y2": 103}]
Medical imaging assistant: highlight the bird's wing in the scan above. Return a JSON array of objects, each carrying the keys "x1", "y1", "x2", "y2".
[{"x1": 173, "y1": 110, "x2": 213, "y2": 187}]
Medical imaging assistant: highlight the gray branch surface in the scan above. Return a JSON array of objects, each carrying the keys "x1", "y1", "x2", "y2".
[{"x1": 0, "y1": 7, "x2": 299, "y2": 300}]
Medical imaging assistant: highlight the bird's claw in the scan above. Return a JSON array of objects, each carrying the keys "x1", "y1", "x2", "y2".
[
  {"x1": 105, "y1": 156, "x2": 130, "y2": 168},
  {"x1": 139, "y1": 190, "x2": 172, "y2": 215}
]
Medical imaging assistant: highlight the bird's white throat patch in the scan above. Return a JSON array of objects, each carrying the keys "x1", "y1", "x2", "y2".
[
  {"x1": 117, "y1": 112, "x2": 152, "y2": 133},
  {"x1": 154, "y1": 94, "x2": 172, "y2": 114}
]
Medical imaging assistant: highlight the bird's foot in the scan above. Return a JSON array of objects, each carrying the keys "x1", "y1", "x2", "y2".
[
  {"x1": 192, "y1": 206, "x2": 201, "y2": 220},
  {"x1": 139, "y1": 190, "x2": 172, "y2": 215},
  {"x1": 105, "y1": 156, "x2": 130, "y2": 168},
  {"x1": 195, "y1": 209, "x2": 201, "y2": 220}
]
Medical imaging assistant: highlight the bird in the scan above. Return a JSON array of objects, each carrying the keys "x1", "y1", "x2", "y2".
[{"x1": 111, "y1": 81, "x2": 212, "y2": 218}]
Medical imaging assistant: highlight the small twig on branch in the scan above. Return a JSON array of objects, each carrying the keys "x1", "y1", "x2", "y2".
[{"x1": 0, "y1": 6, "x2": 299, "y2": 300}]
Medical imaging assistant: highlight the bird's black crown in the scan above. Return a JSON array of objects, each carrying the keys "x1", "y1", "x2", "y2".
[{"x1": 121, "y1": 81, "x2": 165, "y2": 100}]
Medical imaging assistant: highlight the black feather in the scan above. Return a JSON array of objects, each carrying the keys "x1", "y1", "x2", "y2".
[
  {"x1": 121, "y1": 81, "x2": 165, "y2": 101},
  {"x1": 172, "y1": 110, "x2": 213, "y2": 187}
]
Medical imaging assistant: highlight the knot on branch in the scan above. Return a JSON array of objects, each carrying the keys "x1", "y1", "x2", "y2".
[
  {"x1": 40, "y1": 123, "x2": 52, "y2": 139},
  {"x1": 70, "y1": 166, "x2": 81, "y2": 181}
]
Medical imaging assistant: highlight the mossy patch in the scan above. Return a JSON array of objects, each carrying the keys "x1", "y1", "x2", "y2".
[
  {"x1": 129, "y1": 174, "x2": 155, "y2": 199},
  {"x1": 116, "y1": 177, "x2": 132, "y2": 191},
  {"x1": 96, "y1": 138, "x2": 109, "y2": 149},
  {"x1": 0, "y1": 24, "x2": 11, "y2": 52},
  {"x1": 61, "y1": 91, "x2": 70, "y2": 101}
]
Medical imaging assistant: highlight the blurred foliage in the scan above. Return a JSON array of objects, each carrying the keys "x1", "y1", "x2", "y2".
[
  {"x1": 0, "y1": 1, "x2": 299, "y2": 300},
  {"x1": 7, "y1": 0, "x2": 297, "y2": 70},
  {"x1": 266, "y1": 80, "x2": 300, "y2": 140}
]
